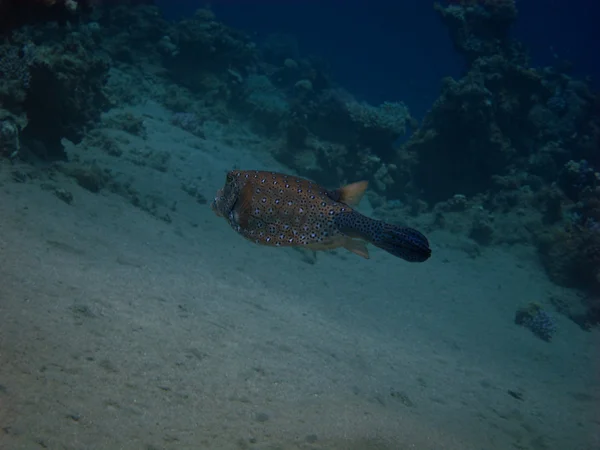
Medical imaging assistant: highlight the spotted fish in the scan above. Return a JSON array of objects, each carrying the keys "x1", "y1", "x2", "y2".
[{"x1": 211, "y1": 170, "x2": 431, "y2": 262}]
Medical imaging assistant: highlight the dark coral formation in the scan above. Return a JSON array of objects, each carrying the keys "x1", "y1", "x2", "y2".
[
  {"x1": 22, "y1": 37, "x2": 110, "y2": 159},
  {"x1": 0, "y1": 0, "x2": 95, "y2": 34},
  {"x1": 412, "y1": 0, "x2": 600, "y2": 321},
  {"x1": 0, "y1": 0, "x2": 161, "y2": 159},
  {"x1": 406, "y1": 4, "x2": 598, "y2": 205},
  {"x1": 515, "y1": 302, "x2": 557, "y2": 342},
  {"x1": 277, "y1": 92, "x2": 413, "y2": 191},
  {"x1": 0, "y1": 1, "x2": 111, "y2": 159},
  {"x1": 164, "y1": 9, "x2": 258, "y2": 92},
  {"x1": 434, "y1": 0, "x2": 519, "y2": 64}
]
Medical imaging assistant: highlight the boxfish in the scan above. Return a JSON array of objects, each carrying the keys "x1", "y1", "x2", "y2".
[{"x1": 211, "y1": 170, "x2": 431, "y2": 262}]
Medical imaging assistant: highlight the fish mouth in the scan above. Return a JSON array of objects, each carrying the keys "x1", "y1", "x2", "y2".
[
  {"x1": 210, "y1": 197, "x2": 222, "y2": 216},
  {"x1": 211, "y1": 188, "x2": 225, "y2": 216}
]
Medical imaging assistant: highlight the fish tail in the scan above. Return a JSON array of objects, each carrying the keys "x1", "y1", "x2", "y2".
[
  {"x1": 374, "y1": 223, "x2": 432, "y2": 262},
  {"x1": 334, "y1": 211, "x2": 431, "y2": 262}
]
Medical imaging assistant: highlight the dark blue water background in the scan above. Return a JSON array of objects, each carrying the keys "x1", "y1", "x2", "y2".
[{"x1": 156, "y1": 0, "x2": 600, "y2": 119}]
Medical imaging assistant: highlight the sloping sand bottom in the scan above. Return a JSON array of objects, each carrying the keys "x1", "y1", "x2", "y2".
[{"x1": 0, "y1": 104, "x2": 598, "y2": 450}]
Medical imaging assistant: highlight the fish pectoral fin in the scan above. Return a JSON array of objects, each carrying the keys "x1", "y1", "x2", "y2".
[
  {"x1": 343, "y1": 238, "x2": 370, "y2": 259},
  {"x1": 332, "y1": 180, "x2": 368, "y2": 206},
  {"x1": 232, "y1": 185, "x2": 255, "y2": 228}
]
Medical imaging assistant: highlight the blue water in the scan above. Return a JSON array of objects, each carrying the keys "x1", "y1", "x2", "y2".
[{"x1": 157, "y1": 0, "x2": 600, "y2": 119}]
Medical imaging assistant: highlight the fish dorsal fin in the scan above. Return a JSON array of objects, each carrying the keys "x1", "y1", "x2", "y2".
[{"x1": 331, "y1": 181, "x2": 368, "y2": 206}]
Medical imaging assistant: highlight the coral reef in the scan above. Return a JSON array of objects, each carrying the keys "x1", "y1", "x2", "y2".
[
  {"x1": 568, "y1": 296, "x2": 600, "y2": 330},
  {"x1": 435, "y1": 0, "x2": 519, "y2": 64},
  {"x1": 0, "y1": 0, "x2": 95, "y2": 34},
  {"x1": 163, "y1": 8, "x2": 257, "y2": 96},
  {"x1": 515, "y1": 302, "x2": 557, "y2": 342},
  {"x1": 535, "y1": 223, "x2": 600, "y2": 292},
  {"x1": 22, "y1": 40, "x2": 110, "y2": 159},
  {"x1": 410, "y1": 1, "x2": 597, "y2": 206},
  {"x1": 0, "y1": 118, "x2": 21, "y2": 158},
  {"x1": 275, "y1": 88, "x2": 413, "y2": 192},
  {"x1": 0, "y1": 4, "x2": 111, "y2": 159},
  {"x1": 395, "y1": 1, "x2": 600, "y2": 316}
]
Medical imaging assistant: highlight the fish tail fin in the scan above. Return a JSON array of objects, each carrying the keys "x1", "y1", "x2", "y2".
[
  {"x1": 374, "y1": 223, "x2": 432, "y2": 262},
  {"x1": 334, "y1": 212, "x2": 432, "y2": 262}
]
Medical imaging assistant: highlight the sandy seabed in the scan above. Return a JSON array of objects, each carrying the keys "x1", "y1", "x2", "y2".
[{"x1": 0, "y1": 102, "x2": 598, "y2": 450}]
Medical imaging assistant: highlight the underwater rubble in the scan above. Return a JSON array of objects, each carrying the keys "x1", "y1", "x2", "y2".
[{"x1": 0, "y1": 0, "x2": 598, "y2": 327}]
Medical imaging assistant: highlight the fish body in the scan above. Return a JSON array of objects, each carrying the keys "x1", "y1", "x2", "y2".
[{"x1": 211, "y1": 170, "x2": 431, "y2": 262}]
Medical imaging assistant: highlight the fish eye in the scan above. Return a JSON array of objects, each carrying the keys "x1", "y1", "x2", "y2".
[{"x1": 226, "y1": 173, "x2": 234, "y2": 184}]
